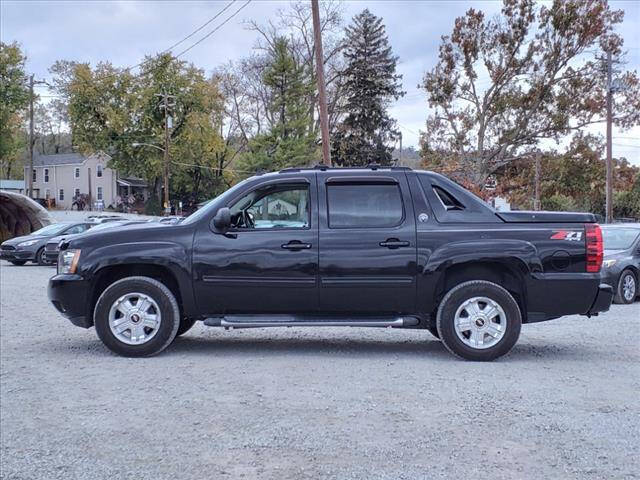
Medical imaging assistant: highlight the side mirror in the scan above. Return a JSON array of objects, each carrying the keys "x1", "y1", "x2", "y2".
[{"x1": 212, "y1": 207, "x2": 231, "y2": 232}]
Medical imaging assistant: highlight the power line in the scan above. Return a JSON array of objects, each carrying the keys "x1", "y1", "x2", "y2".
[
  {"x1": 161, "y1": 0, "x2": 237, "y2": 54},
  {"x1": 55, "y1": 0, "x2": 249, "y2": 91},
  {"x1": 175, "y1": 0, "x2": 252, "y2": 58},
  {"x1": 613, "y1": 143, "x2": 640, "y2": 148},
  {"x1": 397, "y1": 123, "x2": 421, "y2": 136}
]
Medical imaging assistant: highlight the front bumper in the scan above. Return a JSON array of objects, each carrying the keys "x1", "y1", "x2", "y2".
[
  {"x1": 44, "y1": 250, "x2": 59, "y2": 264},
  {"x1": 586, "y1": 283, "x2": 614, "y2": 316},
  {"x1": 0, "y1": 249, "x2": 35, "y2": 261},
  {"x1": 48, "y1": 274, "x2": 93, "y2": 328}
]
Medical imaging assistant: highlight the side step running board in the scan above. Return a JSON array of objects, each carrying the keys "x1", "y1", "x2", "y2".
[{"x1": 203, "y1": 315, "x2": 419, "y2": 329}]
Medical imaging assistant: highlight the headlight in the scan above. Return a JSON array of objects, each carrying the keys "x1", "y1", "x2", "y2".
[
  {"x1": 602, "y1": 259, "x2": 617, "y2": 269},
  {"x1": 57, "y1": 249, "x2": 81, "y2": 274},
  {"x1": 18, "y1": 240, "x2": 39, "y2": 247}
]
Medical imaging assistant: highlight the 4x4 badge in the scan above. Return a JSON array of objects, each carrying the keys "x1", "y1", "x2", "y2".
[{"x1": 550, "y1": 230, "x2": 582, "y2": 241}]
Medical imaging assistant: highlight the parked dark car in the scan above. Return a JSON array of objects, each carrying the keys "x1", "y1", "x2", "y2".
[
  {"x1": 1, "y1": 222, "x2": 93, "y2": 265},
  {"x1": 601, "y1": 224, "x2": 640, "y2": 304},
  {"x1": 43, "y1": 220, "x2": 149, "y2": 264},
  {"x1": 85, "y1": 214, "x2": 124, "y2": 224},
  {"x1": 48, "y1": 166, "x2": 612, "y2": 361}
]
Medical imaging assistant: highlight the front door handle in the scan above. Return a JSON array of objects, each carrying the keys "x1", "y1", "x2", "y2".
[
  {"x1": 379, "y1": 238, "x2": 410, "y2": 249},
  {"x1": 281, "y1": 241, "x2": 312, "y2": 250}
]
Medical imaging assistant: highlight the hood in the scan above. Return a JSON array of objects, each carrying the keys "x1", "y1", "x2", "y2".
[
  {"x1": 46, "y1": 232, "x2": 83, "y2": 246},
  {"x1": 65, "y1": 222, "x2": 170, "y2": 248},
  {"x1": 2, "y1": 234, "x2": 48, "y2": 246},
  {"x1": 603, "y1": 249, "x2": 630, "y2": 258}
]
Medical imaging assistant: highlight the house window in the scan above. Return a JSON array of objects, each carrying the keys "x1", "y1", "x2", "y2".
[
  {"x1": 97, "y1": 165, "x2": 103, "y2": 177},
  {"x1": 97, "y1": 187, "x2": 103, "y2": 201},
  {"x1": 32, "y1": 169, "x2": 36, "y2": 182},
  {"x1": 44, "y1": 168, "x2": 49, "y2": 183},
  {"x1": 45, "y1": 189, "x2": 50, "y2": 199},
  {"x1": 74, "y1": 167, "x2": 80, "y2": 179},
  {"x1": 59, "y1": 189, "x2": 64, "y2": 201},
  {"x1": 74, "y1": 188, "x2": 80, "y2": 199}
]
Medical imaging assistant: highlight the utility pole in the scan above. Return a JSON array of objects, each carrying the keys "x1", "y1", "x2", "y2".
[
  {"x1": 605, "y1": 50, "x2": 613, "y2": 224},
  {"x1": 156, "y1": 92, "x2": 175, "y2": 216},
  {"x1": 87, "y1": 168, "x2": 93, "y2": 212},
  {"x1": 534, "y1": 151, "x2": 541, "y2": 211},
  {"x1": 28, "y1": 75, "x2": 34, "y2": 198},
  {"x1": 399, "y1": 132, "x2": 403, "y2": 166},
  {"x1": 27, "y1": 75, "x2": 49, "y2": 198},
  {"x1": 311, "y1": 0, "x2": 331, "y2": 166}
]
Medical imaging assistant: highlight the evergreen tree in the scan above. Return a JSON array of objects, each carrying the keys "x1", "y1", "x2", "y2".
[
  {"x1": 242, "y1": 38, "x2": 316, "y2": 172},
  {"x1": 331, "y1": 9, "x2": 404, "y2": 166}
]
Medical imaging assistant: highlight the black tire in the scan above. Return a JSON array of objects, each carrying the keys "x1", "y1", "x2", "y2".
[
  {"x1": 614, "y1": 269, "x2": 637, "y2": 304},
  {"x1": 427, "y1": 324, "x2": 440, "y2": 339},
  {"x1": 94, "y1": 276, "x2": 180, "y2": 357},
  {"x1": 36, "y1": 247, "x2": 48, "y2": 266},
  {"x1": 176, "y1": 317, "x2": 197, "y2": 337},
  {"x1": 437, "y1": 280, "x2": 522, "y2": 361},
  {"x1": 9, "y1": 260, "x2": 27, "y2": 266}
]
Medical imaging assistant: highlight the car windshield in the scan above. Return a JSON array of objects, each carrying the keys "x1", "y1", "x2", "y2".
[
  {"x1": 87, "y1": 221, "x2": 128, "y2": 232},
  {"x1": 31, "y1": 223, "x2": 69, "y2": 236},
  {"x1": 181, "y1": 178, "x2": 253, "y2": 225},
  {"x1": 602, "y1": 228, "x2": 640, "y2": 250}
]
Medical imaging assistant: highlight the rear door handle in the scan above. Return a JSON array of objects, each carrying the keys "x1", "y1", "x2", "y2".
[
  {"x1": 379, "y1": 238, "x2": 410, "y2": 249},
  {"x1": 281, "y1": 241, "x2": 312, "y2": 250}
]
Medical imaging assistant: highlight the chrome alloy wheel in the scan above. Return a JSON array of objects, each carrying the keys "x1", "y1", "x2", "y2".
[
  {"x1": 622, "y1": 274, "x2": 636, "y2": 302},
  {"x1": 108, "y1": 293, "x2": 161, "y2": 345},
  {"x1": 453, "y1": 296, "x2": 507, "y2": 350}
]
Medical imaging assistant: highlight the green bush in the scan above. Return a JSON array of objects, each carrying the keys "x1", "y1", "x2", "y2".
[
  {"x1": 144, "y1": 197, "x2": 162, "y2": 216},
  {"x1": 541, "y1": 194, "x2": 578, "y2": 212}
]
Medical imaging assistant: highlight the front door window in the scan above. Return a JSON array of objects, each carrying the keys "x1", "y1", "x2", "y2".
[{"x1": 230, "y1": 184, "x2": 310, "y2": 230}]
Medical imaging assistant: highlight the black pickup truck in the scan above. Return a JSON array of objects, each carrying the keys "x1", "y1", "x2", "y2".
[{"x1": 48, "y1": 166, "x2": 613, "y2": 361}]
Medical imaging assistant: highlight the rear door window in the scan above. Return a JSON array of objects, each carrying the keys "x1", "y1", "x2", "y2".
[{"x1": 327, "y1": 184, "x2": 404, "y2": 228}]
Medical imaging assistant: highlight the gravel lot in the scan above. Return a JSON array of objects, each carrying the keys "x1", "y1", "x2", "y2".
[{"x1": 1, "y1": 261, "x2": 639, "y2": 480}]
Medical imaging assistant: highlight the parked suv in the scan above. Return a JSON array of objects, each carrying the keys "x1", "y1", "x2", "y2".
[{"x1": 48, "y1": 166, "x2": 612, "y2": 361}]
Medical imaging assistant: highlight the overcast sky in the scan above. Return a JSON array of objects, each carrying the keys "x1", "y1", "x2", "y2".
[{"x1": 2, "y1": 0, "x2": 639, "y2": 163}]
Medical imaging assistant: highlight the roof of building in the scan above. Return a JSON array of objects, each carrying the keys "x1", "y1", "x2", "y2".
[
  {"x1": 117, "y1": 177, "x2": 148, "y2": 188},
  {"x1": 33, "y1": 153, "x2": 90, "y2": 166},
  {"x1": 0, "y1": 179, "x2": 25, "y2": 190}
]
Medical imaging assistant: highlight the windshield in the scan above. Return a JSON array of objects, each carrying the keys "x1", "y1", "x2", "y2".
[
  {"x1": 87, "y1": 221, "x2": 129, "y2": 232},
  {"x1": 31, "y1": 223, "x2": 69, "y2": 236},
  {"x1": 602, "y1": 228, "x2": 640, "y2": 250},
  {"x1": 181, "y1": 178, "x2": 253, "y2": 225}
]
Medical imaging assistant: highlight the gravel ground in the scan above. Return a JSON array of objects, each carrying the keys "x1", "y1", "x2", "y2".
[{"x1": 1, "y1": 261, "x2": 639, "y2": 480}]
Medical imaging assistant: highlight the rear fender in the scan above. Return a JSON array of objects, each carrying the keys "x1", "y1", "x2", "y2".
[{"x1": 421, "y1": 239, "x2": 541, "y2": 317}]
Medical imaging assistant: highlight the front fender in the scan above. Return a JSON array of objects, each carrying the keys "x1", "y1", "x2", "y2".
[{"x1": 80, "y1": 241, "x2": 195, "y2": 316}]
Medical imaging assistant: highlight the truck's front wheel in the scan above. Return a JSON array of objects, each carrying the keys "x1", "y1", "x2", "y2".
[
  {"x1": 94, "y1": 276, "x2": 180, "y2": 357},
  {"x1": 436, "y1": 280, "x2": 521, "y2": 361}
]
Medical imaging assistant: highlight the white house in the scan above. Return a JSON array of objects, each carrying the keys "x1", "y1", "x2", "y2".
[{"x1": 25, "y1": 152, "x2": 118, "y2": 209}]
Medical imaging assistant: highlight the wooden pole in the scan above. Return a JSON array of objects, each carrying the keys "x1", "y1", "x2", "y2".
[
  {"x1": 605, "y1": 50, "x2": 613, "y2": 224},
  {"x1": 28, "y1": 74, "x2": 34, "y2": 198},
  {"x1": 311, "y1": 0, "x2": 331, "y2": 166},
  {"x1": 534, "y1": 151, "x2": 541, "y2": 211},
  {"x1": 88, "y1": 167, "x2": 93, "y2": 211}
]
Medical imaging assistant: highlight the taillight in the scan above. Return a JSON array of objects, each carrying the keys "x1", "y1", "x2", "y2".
[{"x1": 585, "y1": 223, "x2": 603, "y2": 273}]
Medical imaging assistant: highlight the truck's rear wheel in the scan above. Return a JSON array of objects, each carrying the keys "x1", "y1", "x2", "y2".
[
  {"x1": 94, "y1": 276, "x2": 180, "y2": 357},
  {"x1": 436, "y1": 280, "x2": 521, "y2": 361}
]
